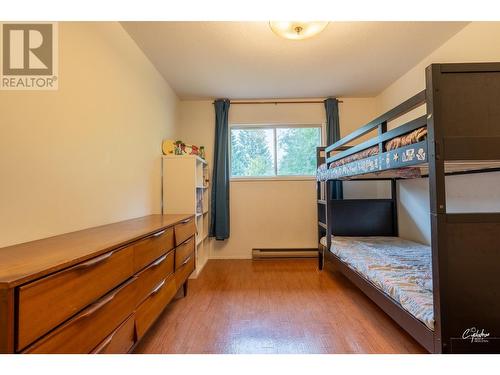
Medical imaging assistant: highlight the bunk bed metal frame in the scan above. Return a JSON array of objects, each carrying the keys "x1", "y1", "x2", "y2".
[{"x1": 317, "y1": 63, "x2": 500, "y2": 354}]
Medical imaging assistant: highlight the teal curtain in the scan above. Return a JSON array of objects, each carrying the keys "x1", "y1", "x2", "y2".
[
  {"x1": 324, "y1": 98, "x2": 343, "y2": 199},
  {"x1": 209, "y1": 99, "x2": 231, "y2": 240}
]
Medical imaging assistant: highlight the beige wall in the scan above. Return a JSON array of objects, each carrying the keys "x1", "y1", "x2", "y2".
[
  {"x1": 178, "y1": 98, "x2": 381, "y2": 259},
  {"x1": 375, "y1": 22, "x2": 500, "y2": 245},
  {"x1": 0, "y1": 22, "x2": 179, "y2": 247}
]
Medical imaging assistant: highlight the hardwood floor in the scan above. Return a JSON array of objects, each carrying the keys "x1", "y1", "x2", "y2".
[{"x1": 134, "y1": 259, "x2": 426, "y2": 354}]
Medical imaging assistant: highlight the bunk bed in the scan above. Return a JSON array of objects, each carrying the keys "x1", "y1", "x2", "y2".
[{"x1": 317, "y1": 63, "x2": 500, "y2": 354}]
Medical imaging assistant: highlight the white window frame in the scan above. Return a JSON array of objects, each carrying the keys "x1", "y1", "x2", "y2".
[{"x1": 229, "y1": 122, "x2": 325, "y2": 181}]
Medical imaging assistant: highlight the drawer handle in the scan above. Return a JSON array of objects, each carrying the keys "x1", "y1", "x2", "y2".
[
  {"x1": 149, "y1": 279, "x2": 166, "y2": 297},
  {"x1": 74, "y1": 251, "x2": 114, "y2": 271},
  {"x1": 151, "y1": 254, "x2": 168, "y2": 267},
  {"x1": 179, "y1": 236, "x2": 194, "y2": 247},
  {"x1": 79, "y1": 294, "x2": 114, "y2": 319},
  {"x1": 180, "y1": 255, "x2": 192, "y2": 268},
  {"x1": 152, "y1": 229, "x2": 166, "y2": 238},
  {"x1": 79, "y1": 276, "x2": 137, "y2": 320},
  {"x1": 93, "y1": 331, "x2": 115, "y2": 353}
]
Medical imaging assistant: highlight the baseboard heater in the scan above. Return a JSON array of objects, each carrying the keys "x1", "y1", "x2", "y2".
[{"x1": 252, "y1": 248, "x2": 318, "y2": 260}]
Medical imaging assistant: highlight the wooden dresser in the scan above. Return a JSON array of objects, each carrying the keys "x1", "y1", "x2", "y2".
[{"x1": 0, "y1": 214, "x2": 196, "y2": 354}]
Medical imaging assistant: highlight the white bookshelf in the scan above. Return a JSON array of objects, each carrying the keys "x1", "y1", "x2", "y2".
[{"x1": 162, "y1": 155, "x2": 210, "y2": 278}]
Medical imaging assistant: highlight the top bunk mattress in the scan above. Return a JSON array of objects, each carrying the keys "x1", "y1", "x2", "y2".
[{"x1": 320, "y1": 235, "x2": 434, "y2": 331}]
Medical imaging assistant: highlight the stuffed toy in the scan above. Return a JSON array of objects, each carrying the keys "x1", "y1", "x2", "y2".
[{"x1": 162, "y1": 139, "x2": 204, "y2": 158}]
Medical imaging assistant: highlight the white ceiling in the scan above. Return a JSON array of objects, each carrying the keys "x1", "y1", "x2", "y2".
[{"x1": 121, "y1": 22, "x2": 468, "y2": 100}]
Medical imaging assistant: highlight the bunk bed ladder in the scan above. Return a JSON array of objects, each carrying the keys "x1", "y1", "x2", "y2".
[{"x1": 316, "y1": 146, "x2": 327, "y2": 270}]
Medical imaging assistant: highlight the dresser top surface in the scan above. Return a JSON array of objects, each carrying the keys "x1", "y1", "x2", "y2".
[{"x1": 0, "y1": 214, "x2": 193, "y2": 288}]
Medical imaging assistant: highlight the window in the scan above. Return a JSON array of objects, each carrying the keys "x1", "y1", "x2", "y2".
[{"x1": 230, "y1": 125, "x2": 322, "y2": 178}]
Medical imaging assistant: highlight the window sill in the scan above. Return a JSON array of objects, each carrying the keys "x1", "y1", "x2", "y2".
[{"x1": 230, "y1": 176, "x2": 316, "y2": 182}]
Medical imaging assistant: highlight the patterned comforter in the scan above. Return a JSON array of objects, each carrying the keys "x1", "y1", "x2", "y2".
[
  {"x1": 385, "y1": 127, "x2": 427, "y2": 151},
  {"x1": 317, "y1": 127, "x2": 428, "y2": 180},
  {"x1": 320, "y1": 236, "x2": 434, "y2": 331}
]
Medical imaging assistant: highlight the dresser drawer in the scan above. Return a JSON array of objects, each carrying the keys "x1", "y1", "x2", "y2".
[
  {"x1": 17, "y1": 246, "x2": 134, "y2": 351},
  {"x1": 24, "y1": 276, "x2": 137, "y2": 354},
  {"x1": 133, "y1": 227, "x2": 174, "y2": 272},
  {"x1": 135, "y1": 275, "x2": 177, "y2": 340},
  {"x1": 91, "y1": 314, "x2": 136, "y2": 354},
  {"x1": 136, "y1": 250, "x2": 175, "y2": 306},
  {"x1": 174, "y1": 217, "x2": 196, "y2": 246},
  {"x1": 175, "y1": 253, "x2": 195, "y2": 289},
  {"x1": 175, "y1": 236, "x2": 195, "y2": 271}
]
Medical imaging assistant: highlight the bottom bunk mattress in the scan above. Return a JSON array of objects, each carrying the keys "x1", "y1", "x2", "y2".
[{"x1": 320, "y1": 236, "x2": 434, "y2": 331}]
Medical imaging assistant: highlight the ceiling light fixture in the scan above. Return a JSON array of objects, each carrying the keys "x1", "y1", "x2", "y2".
[{"x1": 269, "y1": 21, "x2": 329, "y2": 40}]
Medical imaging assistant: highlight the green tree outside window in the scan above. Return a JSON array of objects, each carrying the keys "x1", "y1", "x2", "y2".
[{"x1": 230, "y1": 126, "x2": 321, "y2": 177}]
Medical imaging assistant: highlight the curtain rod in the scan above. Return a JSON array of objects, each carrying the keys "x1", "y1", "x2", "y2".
[{"x1": 212, "y1": 100, "x2": 343, "y2": 105}]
